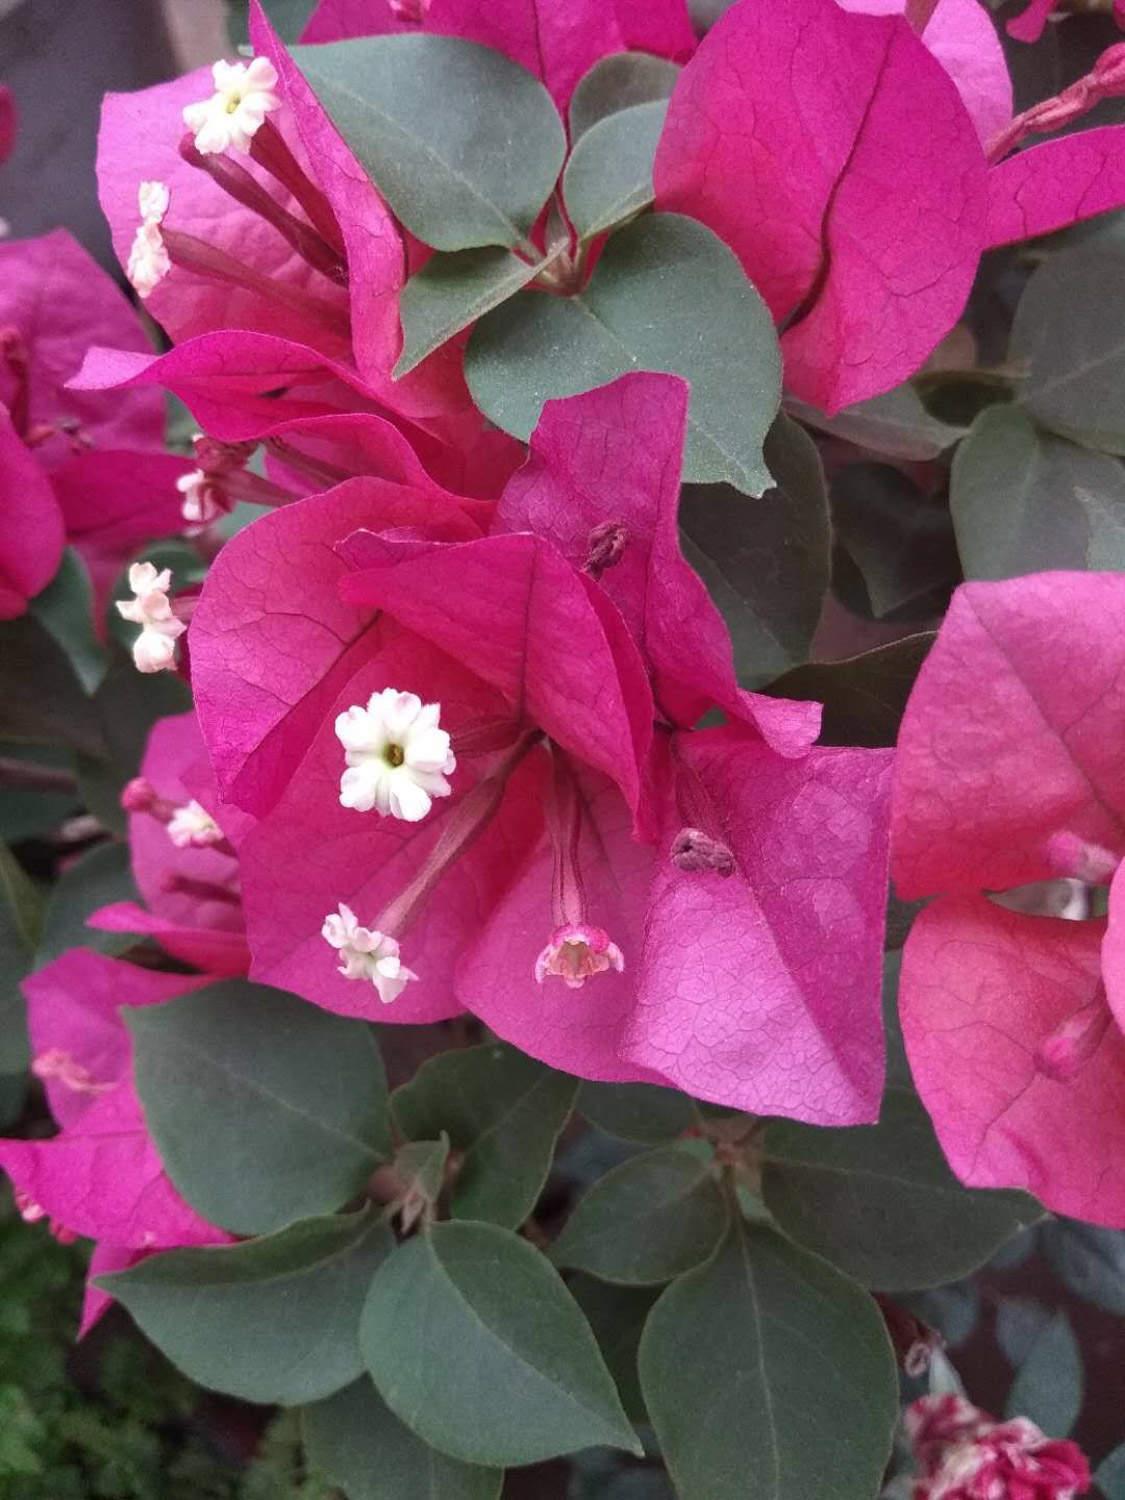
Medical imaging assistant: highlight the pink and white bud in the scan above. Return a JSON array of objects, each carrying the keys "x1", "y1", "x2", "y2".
[
  {"x1": 535, "y1": 923, "x2": 625, "y2": 990},
  {"x1": 32, "y1": 1048, "x2": 110, "y2": 1096},
  {"x1": 183, "y1": 57, "x2": 281, "y2": 156},
  {"x1": 322, "y1": 902, "x2": 418, "y2": 1004},
  {"x1": 176, "y1": 468, "x2": 229, "y2": 528},
  {"x1": 906, "y1": 1395, "x2": 1091, "y2": 1499},
  {"x1": 336, "y1": 688, "x2": 455, "y2": 821},
  {"x1": 14, "y1": 1189, "x2": 46, "y2": 1225},
  {"x1": 1035, "y1": 996, "x2": 1112, "y2": 1083},
  {"x1": 115, "y1": 561, "x2": 186, "y2": 674},
  {"x1": 1044, "y1": 830, "x2": 1119, "y2": 885}
]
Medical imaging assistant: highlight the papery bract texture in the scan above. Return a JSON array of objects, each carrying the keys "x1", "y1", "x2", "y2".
[
  {"x1": 986, "y1": 125, "x2": 1125, "y2": 247},
  {"x1": 654, "y1": 0, "x2": 988, "y2": 410},
  {"x1": 190, "y1": 373, "x2": 892, "y2": 1122},
  {"x1": 0, "y1": 953, "x2": 225, "y2": 1255},
  {"x1": 300, "y1": 0, "x2": 694, "y2": 105}
]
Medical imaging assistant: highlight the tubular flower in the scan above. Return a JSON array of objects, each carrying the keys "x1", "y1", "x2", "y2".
[
  {"x1": 182, "y1": 57, "x2": 282, "y2": 156},
  {"x1": 891, "y1": 573, "x2": 1125, "y2": 1225},
  {"x1": 190, "y1": 374, "x2": 893, "y2": 1124},
  {"x1": 116, "y1": 561, "x2": 187, "y2": 673}
]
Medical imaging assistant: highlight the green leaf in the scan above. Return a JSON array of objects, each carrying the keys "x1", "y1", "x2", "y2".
[
  {"x1": 0, "y1": 614, "x2": 104, "y2": 756},
  {"x1": 951, "y1": 404, "x2": 1125, "y2": 578},
  {"x1": 101, "y1": 1209, "x2": 392, "y2": 1406},
  {"x1": 831, "y1": 463, "x2": 959, "y2": 620},
  {"x1": 762, "y1": 1090, "x2": 1043, "y2": 1291},
  {"x1": 1096, "y1": 1442, "x2": 1125, "y2": 1499},
  {"x1": 392, "y1": 1042, "x2": 576, "y2": 1229},
  {"x1": 1012, "y1": 244, "x2": 1125, "y2": 454},
  {"x1": 303, "y1": 1378, "x2": 503, "y2": 1500},
  {"x1": 569, "y1": 52, "x2": 680, "y2": 141},
  {"x1": 28, "y1": 550, "x2": 108, "y2": 694},
  {"x1": 395, "y1": 247, "x2": 551, "y2": 379},
  {"x1": 788, "y1": 385, "x2": 964, "y2": 461},
  {"x1": 76, "y1": 651, "x2": 192, "y2": 835},
  {"x1": 360, "y1": 1220, "x2": 641, "y2": 1466},
  {"x1": 127, "y1": 979, "x2": 390, "y2": 1235},
  {"x1": 35, "y1": 841, "x2": 139, "y2": 965},
  {"x1": 0, "y1": 841, "x2": 41, "y2": 1075},
  {"x1": 552, "y1": 1146, "x2": 727, "y2": 1285},
  {"x1": 1004, "y1": 1309, "x2": 1083, "y2": 1437},
  {"x1": 562, "y1": 101, "x2": 667, "y2": 241},
  {"x1": 638, "y1": 1219, "x2": 898, "y2": 1500},
  {"x1": 568, "y1": 1275, "x2": 659, "y2": 1427},
  {"x1": 466, "y1": 213, "x2": 782, "y2": 494},
  {"x1": 259, "y1": 0, "x2": 317, "y2": 41},
  {"x1": 768, "y1": 635, "x2": 934, "y2": 748},
  {"x1": 681, "y1": 415, "x2": 830, "y2": 687},
  {"x1": 1041, "y1": 1220, "x2": 1125, "y2": 1315},
  {"x1": 291, "y1": 35, "x2": 566, "y2": 251},
  {"x1": 576, "y1": 1080, "x2": 699, "y2": 1145}
]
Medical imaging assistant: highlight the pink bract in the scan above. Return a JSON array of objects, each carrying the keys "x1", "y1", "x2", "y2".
[
  {"x1": 0, "y1": 230, "x2": 188, "y2": 619},
  {"x1": 300, "y1": 0, "x2": 695, "y2": 106},
  {"x1": 892, "y1": 573, "x2": 1125, "y2": 1225},
  {"x1": 89, "y1": 711, "x2": 251, "y2": 977},
  {"x1": 190, "y1": 373, "x2": 893, "y2": 1123},
  {"x1": 0, "y1": 951, "x2": 227, "y2": 1326}
]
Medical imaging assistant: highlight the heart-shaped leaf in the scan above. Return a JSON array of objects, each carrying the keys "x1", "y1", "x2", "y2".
[
  {"x1": 952, "y1": 404, "x2": 1125, "y2": 578},
  {"x1": 466, "y1": 213, "x2": 782, "y2": 494},
  {"x1": 638, "y1": 1219, "x2": 897, "y2": 1500},
  {"x1": 788, "y1": 385, "x2": 963, "y2": 462},
  {"x1": 360, "y1": 1220, "x2": 641, "y2": 1466},
  {"x1": 128, "y1": 979, "x2": 390, "y2": 1235},
  {"x1": 303, "y1": 1378, "x2": 503, "y2": 1500},
  {"x1": 562, "y1": 101, "x2": 668, "y2": 241},
  {"x1": 569, "y1": 52, "x2": 681, "y2": 141},
  {"x1": 291, "y1": 35, "x2": 566, "y2": 251},
  {"x1": 101, "y1": 1209, "x2": 393, "y2": 1406},
  {"x1": 552, "y1": 1146, "x2": 727, "y2": 1285},
  {"x1": 762, "y1": 1089, "x2": 1043, "y2": 1291},
  {"x1": 392, "y1": 1042, "x2": 576, "y2": 1229}
]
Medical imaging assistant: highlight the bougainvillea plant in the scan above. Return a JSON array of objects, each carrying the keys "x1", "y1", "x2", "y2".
[{"x1": 4, "y1": 0, "x2": 1125, "y2": 1494}]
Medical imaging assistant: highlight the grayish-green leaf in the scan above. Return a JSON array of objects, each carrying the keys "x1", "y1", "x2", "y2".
[
  {"x1": 831, "y1": 463, "x2": 959, "y2": 620},
  {"x1": 291, "y1": 35, "x2": 566, "y2": 251},
  {"x1": 1004, "y1": 1309, "x2": 1083, "y2": 1437},
  {"x1": 1012, "y1": 244, "x2": 1125, "y2": 453},
  {"x1": 0, "y1": 614, "x2": 104, "y2": 756},
  {"x1": 303, "y1": 1378, "x2": 503, "y2": 1500},
  {"x1": 996, "y1": 1297, "x2": 1052, "y2": 1368},
  {"x1": 568, "y1": 1275, "x2": 659, "y2": 1427},
  {"x1": 392, "y1": 1042, "x2": 576, "y2": 1228},
  {"x1": 682, "y1": 415, "x2": 830, "y2": 687},
  {"x1": 788, "y1": 386, "x2": 964, "y2": 461},
  {"x1": 576, "y1": 1080, "x2": 698, "y2": 1145},
  {"x1": 1042, "y1": 1219, "x2": 1125, "y2": 1315},
  {"x1": 569, "y1": 52, "x2": 680, "y2": 140},
  {"x1": 466, "y1": 213, "x2": 782, "y2": 494},
  {"x1": 768, "y1": 634, "x2": 934, "y2": 748},
  {"x1": 128, "y1": 979, "x2": 390, "y2": 1235},
  {"x1": 1096, "y1": 1442, "x2": 1125, "y2": 1499},
  {"x1": 36, "y1": 841, "x2": 138, "y2": 965},
  {"x1": 395, "y1": 246, "x2": 550, "y2": 378},
  {"x1": 952, "y1": 404, "x2": 1125, "y2": 578},
  {"x1": 0, "y1": 840, "x2": 41, "y2": 1074},
  {"x1": 101, "y1": 1209, "x2": 392, "y2": 1406},
  {"x1": 563, "y1": 101, "x2": 667, "y2": 241},
  {"x1": 29, "y1": 549, "x2": 108, "y2": 693},
  {"x1": 552, "y1": 1146, "x2": 727, "y2": 1285},
  {"x1": 361, "y1": 1221, "x2": 641, "y2": 1466},
  {"x1": 762, "y1": 1089, "x2": 1042, "y2": 1291},
  {"x1": 638, "y1": 1219, "x2": 897, "y2": 1500}
]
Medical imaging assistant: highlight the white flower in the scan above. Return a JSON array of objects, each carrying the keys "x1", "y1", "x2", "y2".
[
  {"x1": 126, "y1": 180, "x2": 171, "y2": 298},
  {"x1": 335, "y1": 688, "x2": 455, "y2": 822},
  {"x1": 322, "y1": 903, "x2": 417, "y2": 1004},
  {"x1": 167, "y1": 799, "x2": 224, "y2": 849},
  {"x1": 182, "y1": 57, "x2": 281, "y2": 156},
  {"x1": 115, "y1": 561, "x2": 186, "y2": 674},
  {"x1": 176, "y1": 468, "x2": 225, "y2": 527}
]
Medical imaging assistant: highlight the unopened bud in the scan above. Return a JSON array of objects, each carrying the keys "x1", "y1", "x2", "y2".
[
  {"x1": 671, "y1": 827, "x2": 736, "y2": 877},
  {"x1": 583, "y1": 521, "x2": 628, "y2": 580},
  {"x1": 1035, "y1": 997, "x2": 1111, "y2": 1083}
]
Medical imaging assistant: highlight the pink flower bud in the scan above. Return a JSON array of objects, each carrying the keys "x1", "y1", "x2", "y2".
[
  {"x1": 671, "y1": 827, "x2": 736, "y2": 877},
  {"x1": 583, "y1": 521, "x2": 628, "y2": 580}
]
